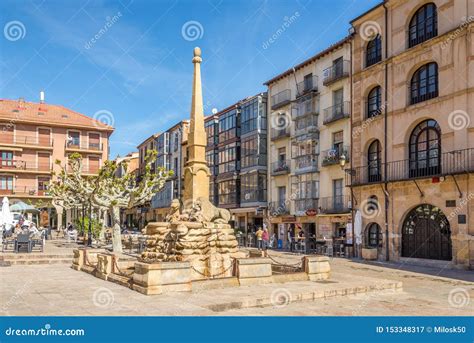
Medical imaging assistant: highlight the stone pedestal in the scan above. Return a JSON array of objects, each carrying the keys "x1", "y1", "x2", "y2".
[
  {"x1": 72, "y1": 248, "x2": 86, "y2": 271},
  {"x1": 303, "y1": 256, "x2": 331, "y2": 280},
  {"x1": 132, "y1": 261, "x2": 192, "y2": 295},
  {"x1": 362, "y1": 248, "x2": 378, "y2": 260},
  {"x1": 235, "y1": 258, "x2": 272, "y2": 286},
  {"x1": 96, "y1": 253, "x2": 115, "y2": 280}
]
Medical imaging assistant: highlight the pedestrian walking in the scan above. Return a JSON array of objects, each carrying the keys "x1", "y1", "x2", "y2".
[
  {"x1": 262, "y1": 227, "x2": 269, "y2": 257},
  {"x1": 256, "y1": 226, "x2": 263, "y2": 250}
]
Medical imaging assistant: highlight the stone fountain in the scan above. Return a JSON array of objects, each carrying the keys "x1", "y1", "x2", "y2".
[{"x1": 139, "y1": 47, "x2": 246, "y2": 280}]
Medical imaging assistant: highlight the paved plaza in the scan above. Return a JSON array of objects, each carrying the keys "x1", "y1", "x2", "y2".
[{"x1": 0, "y1": 250, "x2": 472, "y2": 316}]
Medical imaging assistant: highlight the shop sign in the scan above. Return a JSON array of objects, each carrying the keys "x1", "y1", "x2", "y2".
[
  {"x1": 305, "y1": 209, "x2": 317, "y2": 216},
  {"x1": 281, "y1": 216, "x2": 296, "y2": 223}
]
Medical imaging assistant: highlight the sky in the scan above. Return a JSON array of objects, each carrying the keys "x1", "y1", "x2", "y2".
[{"x1": 0, "y1": 0, "x2": 381, "y2": 158}]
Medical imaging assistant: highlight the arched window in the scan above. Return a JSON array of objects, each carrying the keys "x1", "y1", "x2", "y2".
[
  {"x1": 368, "y1": 140, "x2": 382, "y2": 182},
  {"x1": 409, "y1": 119, "x2": 441, "y2": 177},
  {"x1": 365, "y1": 222, "x2": 382, "y2": 248},
  {"x1": 410, "y1": 62, "x2": 438, "y2": 104},
  {"x1": 409, "y1": 3, "x2": 437, "y2": 48},
  {"x1": 366, "y1": 35, "x2": 382, "y2": 67},
  {"x1": 367, "y1": 86, "x2": 382, "y2": 118}
]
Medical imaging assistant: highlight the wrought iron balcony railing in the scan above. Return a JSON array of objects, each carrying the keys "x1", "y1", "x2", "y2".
[
  {"x1": 294, "y1": 155, "x2": 318, "y2": 173},
  {"x1": 318, "y1": 195, "x2": 351, "y2": 214},
  {"x1": 271, "y1": 160, "x2": 291, "y2": 175},
  {"x1": 0, "y1": 160, "x2": 52, "y2": 172},
  {"x1": 322, "y1": 60, "x2": 350, "y2": 85},
  {"x1": 65, "y1": 141, "x2": 103, "y2": 151},
  {"x1": 0, "y1": 135, "x2": 54, "y2": 147},
  {"x1": 268, "y1": 201, "x2": 290, "y2": 216},
  {"x1": 323, "y1": 101, "x2": 350, "y2": 124},
  {"x1": 296, "y1": 75, "x2": 318, "y2": 97},
  {"x1": 349, "y1": 148, "x2": 474, "y2": 186},
  {"x1": 271, "y1": 89, "x2": 291, "y2": 110},
  {"x1": 270, "y1": 127, "x2": 290, "y2": 141},
  {"x1": 292, "y1": 97, "x2": 319, "y2": 120},
  {"x1": 241, "y1": 189, "x2": 266, "y2": 203},
  {"x1": 321, "y1": 146, "x2": 349, "y2": 167},
  {"x1": 0, "y1": 187, "x2": 51, "y2": 197},
  {"x1": 294, "y1": 198, "x2": 319, "y2": 215}
]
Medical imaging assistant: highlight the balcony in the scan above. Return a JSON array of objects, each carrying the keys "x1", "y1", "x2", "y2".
[
  {"x1": 241, "y1": 189, "x2": 266, "y2": 204},
  {"x1": 268, "y1": 201, "x2": 290, "y2": 216},
  {"x1": 322, "y1": 60, "x2": 350, "y2": 86},
  {"x1": 65, "y1": 141, "x2": 103, "y2": 154},
  {"x1": 294, "y1": 198, "x2": 319, "y2": 215},
  {"x1": 0, "y1": 160, "x2": 52, "y2": 174},
  {"x1": 66, "y1": 165, "x2": 100, "y2": 175},
  {"x1": 349, "y1": 148, "x2": 474, "y2": 186},
  {"x1": 323, "y1": 101, "x2": 350, "y2": 125},
  {"x1": 347, "y1": 165, "x2": 383, "y2": 186},
  {"x1": 0, "y1": 135, "x2": 53, "y2": 150},
  {"x1": 270, "y1": 127, "x2": 290, "y2": 141},
  {"x1": 271, "y1": 160, "x2": 290, "y2": 175},
  {"x1": 321, "y1": 146, "x2": 349, "y2": 167},
  {"x1": 292, "y1": 97, "x2": 319, "y2": 120},
  {"x1": 294, "y1": 155, "x2": 318, "y2": 174},
  {"x1": 271, "y1": 89, "x2": 291, "y2": 110},
  {"x1": 0, "y1": 187, "x2": 51, "y2": 198},
  {"x1": 318, "y1": 195, "x2": 351, "y2": 214},
  {"x1": 296, "y1": 75, "x2": 318, "y2": 97}
]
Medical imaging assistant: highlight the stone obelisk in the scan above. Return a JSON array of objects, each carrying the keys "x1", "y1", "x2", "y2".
[{"x1": 183, "y1": 47, "x2": 210, "y2": 206}]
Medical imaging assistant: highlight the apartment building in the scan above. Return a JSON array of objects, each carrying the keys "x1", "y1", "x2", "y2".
[
  {"x1": 264, "y1": 37, "x2": 352, "y2": 251},
  {"x1": 0, "y1": 96, "x2": 113, "y2": 228},
  {"x1": 205, "y1": 93, "x2": 268, "y2": 234},
  {"x1": 151, "y1": 120, "x2": 189, "y2": 221},
  {"x1": 115, "y1": 152, "x2": 139, "y2": 228},
  {"x1": 350, "y1": 0, "x2": 473, "y2": 268}
]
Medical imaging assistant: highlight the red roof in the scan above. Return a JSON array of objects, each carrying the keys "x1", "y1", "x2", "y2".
[{"x1": 0, "y1": 98, "x2": 114, "y2": 132}]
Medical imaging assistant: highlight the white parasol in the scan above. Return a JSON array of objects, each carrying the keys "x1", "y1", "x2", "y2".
[
  {"x1": 354, "y1": 209, "x2": 362, "y2": 245},
  {"x1": 1, "y1": 197, "x2": 14, "y2": 227}
]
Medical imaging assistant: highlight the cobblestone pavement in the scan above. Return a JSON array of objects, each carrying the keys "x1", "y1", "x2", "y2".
[{"x1": 0, "y1": 252, "x2": 472, "y2": 316}]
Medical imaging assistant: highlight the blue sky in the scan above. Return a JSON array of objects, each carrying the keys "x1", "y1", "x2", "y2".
[{"x1": 0, "y1": 0, "x2": 380, "y2": 157}]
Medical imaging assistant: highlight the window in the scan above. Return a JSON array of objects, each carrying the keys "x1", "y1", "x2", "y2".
[
  {"x1": 277, "y1": 186, "x2": 286, "y2": 207},
  {"x1": 366, "y1": 35, "x2": 382, "y2": 67},
  {"x1": 218, "y1": 143, "x2": 238, "y2": 174},
  {"x1": 365, "y1": 223, "x2": 382, "y2": 248},
  {"x1": 0, "y1": 151, "x2": 13, "y2": 168},
  {"x1": 88, "y1": 133, "x2": 100, "y2": 150},
  {"x1": 333, "y1": 179, "x2": 344, "y2": 209},
  {"x1": 409, "y1": 3, "x2": 437, "y2": 48},
  {"x1": 218, "y1": 109, "x2": 238, "y2": 143},
  {"x1": 0, "y1": 175, "x2": 13, "y2": 192},
  {"x1": 241, "y1": 136, "x2": 266, "y2": 169},
  {"x1": 241, "y1": 172, "x2": 266, "y2": 203},
  {"x1": 174, "y1": 132, "x2": 179, "y2": 152},
  {"x1": 38, "y1": 177, "x2": 50, "y2": 195},
  {"x1": 68, "y1": 131, "x2": 80, "y2": 147},
  {"x1": 410, "y1": 62, "x2": 438, "y2": 104},
  {"x1": 332, "y1": 131, "x2": 344, "y2": 153},
  {"x1": 367, "y1": 86, "x2": 382, "y2": 118},
  {"x1": 333, "y1": 57, "x2": 344, "y2": 78},
  {"x1": 218, "y1": 179, "x2": 238, "y2": 205},
  {"x1": 278, "y1": 147, "x2": 286, "y2": 161},
  {"x1": 303, "y1": 73, "x2": 313, "y2": 92},
  {"x1": 409, "y1": 119, "x2": 441, "y2": 177},
  {"x1": 205, "y1": 120, "x2": 217, "y2": 146},
  {"x1": 368, "y1": 140, "x2": 381, "y2": 182}
]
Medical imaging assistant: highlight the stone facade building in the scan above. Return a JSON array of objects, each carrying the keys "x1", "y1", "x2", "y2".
[
  {"x1": 350, "y1": 0, "x2": 473, "y2": 268},
  {"x1": 264, "y1": 38, "x2": 353, "y2": 252}
]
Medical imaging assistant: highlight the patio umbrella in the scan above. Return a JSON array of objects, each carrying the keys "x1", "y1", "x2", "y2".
[
  {"x1": 354, "y1": 209, "x2": 362, "y2": 245},
  {"x1": 1, "y1": 197, "x2": 13, "y2": 226},
  {"x1": 9, "y1": 201, "x2": 39, "y2": 213}
]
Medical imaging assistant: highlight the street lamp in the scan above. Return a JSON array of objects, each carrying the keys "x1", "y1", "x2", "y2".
[{"x1": 339, "y1": 153, "x2": 347, "y2": 170}]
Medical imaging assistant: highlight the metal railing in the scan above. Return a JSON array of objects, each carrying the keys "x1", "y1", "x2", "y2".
[
  {"x1": 0, "y1": 187, "x2": 51, "y2": 197},
  {"x1": 241, "y1": 189, "x2": 266, "y2": 203},
  {"x1": 66, "y1": 165, "x2": 100, "y2": 174},
  {"x1": 294, "y1": 198, "x2": 318, "y2": 214},
  {"x1": 0, "y1": 135, "x2": 54, "y2": 147},
  {"x1": 322, "y1": 60, "x2": 350, "y2": 85},
  {"x1": 270, "y1": 127, "x2": 290, "y2": 140},
  {"x1": 321, "y1": 146, "x2": 349, "y2": 167},
  {"x1": 292, "y1": 97, "x2": 319, "y2": 119},
  {"x1": 271, "y1": 89, "x2": 291, "y2": 110},
  {"x1": 268, "y1": 201, "x2": 290, "y2": 215},
  {"x1": 323, "y1": 101, "x2": 350, "y2": 124},
  {"x1": 65, "y1": 141, "x2": 103, "y2": 151},
  {"x1": 271, "y1": 160, "x2": 290, "y2": 175},
  {"x1": 296, "y1": 75, "x2": 318, "y2": 97},
  {"x1": 349, "y1": 148, "x2": 474, "y2": 186},
  {"x1": 0, "y1": 160, "x2": 52, "y2": 172},
  {"x1": 318, "y1": 195, "x2": 351, "y2": 214}
]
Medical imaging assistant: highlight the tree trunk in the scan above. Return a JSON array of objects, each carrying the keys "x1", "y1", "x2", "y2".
[
  {"x1": 110, "y1": 206, "x2": 123, "y2": 253},
  {"x1": 98, "y1": 209, "x2": 106, "y2": 243}
]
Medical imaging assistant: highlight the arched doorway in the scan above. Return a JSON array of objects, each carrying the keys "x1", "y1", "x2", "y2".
[{"x1": 401, "y1": 204, "x2": 452, "y2": 261}]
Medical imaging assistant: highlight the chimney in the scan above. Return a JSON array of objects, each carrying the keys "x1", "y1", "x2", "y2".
[{"x1": 40, "y1": 91, "x2": 45, "y2": 103}]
